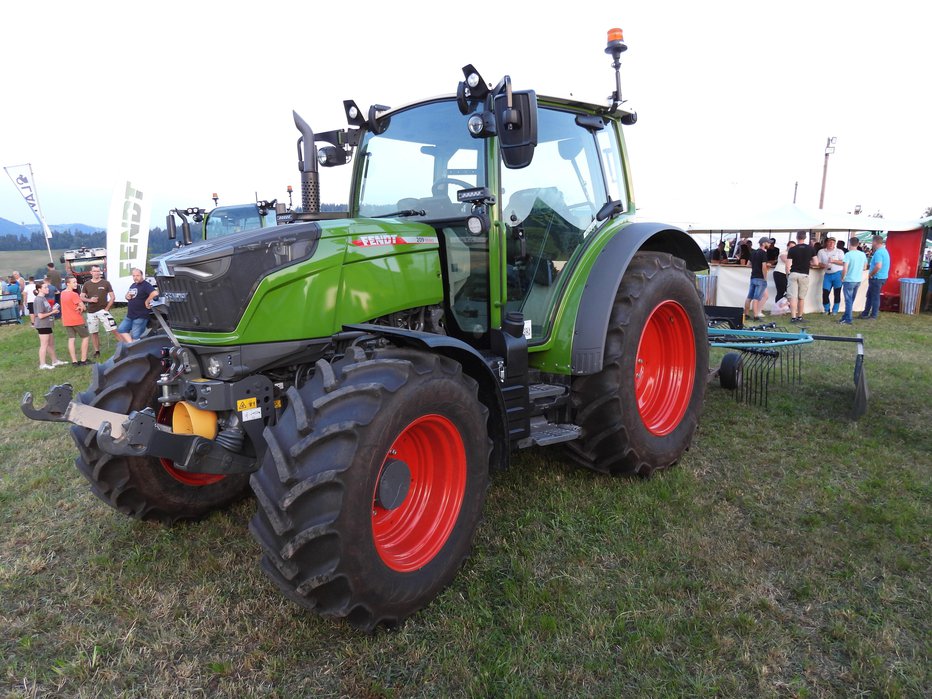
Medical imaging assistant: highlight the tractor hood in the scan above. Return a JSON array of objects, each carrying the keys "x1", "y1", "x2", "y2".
[{"x1": 155, "y1": 221, "x2": 322, "y2": 332}]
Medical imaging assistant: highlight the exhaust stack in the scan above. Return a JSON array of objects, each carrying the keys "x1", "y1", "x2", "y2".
[{"x1": 293, "y1": 111, "x2": 320, "y2": 214}]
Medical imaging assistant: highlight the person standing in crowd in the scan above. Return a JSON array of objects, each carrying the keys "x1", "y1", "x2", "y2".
[
  {"x1": 61, "y1": 276, "x2": 91, "y2": 365},
  {"x1": 23, "y1": 276, "x2": 37, "y2": 321},
  {"x1": 787, "y1": 231, "x2": 817, "y2": 323},
  {"x1": 711, "y1": 241, "x2": 727, "y2": 263},
  {"x1": 12, "y1": 271, "x2": 25, "y2": 317},
  {"x1": 817, "y1": 236, "x2": 845, "y2": 315},
  {"x1": 118, "y1": 268, "x2": 158, "y2": 343},
  {"x1": 744, "y1": 237, "x2": 771, "y2": 320},
  {"x1": 738, "y1": 239, "x2": 752, "y2": 266},
  {"x1": 774, "y1": 239, "x2": 794, "y2": 303},
  {"x1": 45, "y1": 262, "x2": 62, "y2": 304},
  {"x1": 839, "y1": 236, "x2": 868, "y2": 325},
  {"x1": 80, "y1": 265, "x2": 117, "y2": 359},
  {"x1": 860, "y1": 234, "x2": 890, "y2": 319},
  {"x1": 33, "y1": 280, "x2": 66, "y2": 369},
  {"x1": 5, "y1": 275, "x2": 22, "y2": 321}
]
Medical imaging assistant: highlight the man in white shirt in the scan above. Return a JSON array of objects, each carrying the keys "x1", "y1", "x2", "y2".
[{"x1": 817, "y1": 237, "x2": 845, "y2": 315}]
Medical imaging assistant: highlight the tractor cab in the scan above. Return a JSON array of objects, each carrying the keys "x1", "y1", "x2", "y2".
[
  {"x1": 166, "y1": 200, "x2": 277, "y2": 245},
  {"x1": 352, "y1": 89, "x2": 632, "y2": 345}
]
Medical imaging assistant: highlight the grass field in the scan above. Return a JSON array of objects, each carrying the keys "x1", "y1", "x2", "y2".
[
  {"x1": 0, "y1": 251, "x2": 69, "y2": 282},
  {"x1": 0, "y1": 310, "x2": 929, "y2": 697}
]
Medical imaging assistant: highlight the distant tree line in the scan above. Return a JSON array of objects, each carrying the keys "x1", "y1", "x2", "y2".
[{"x1": 0, "y1": 229, "x2": 107, "y2": 251}]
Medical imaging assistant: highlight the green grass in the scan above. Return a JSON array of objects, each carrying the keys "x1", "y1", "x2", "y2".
[
  {"x1": 0, "y1": 251, "x2": 71, "y2": 281},
  {"x1": 1, "y1": 311, "x2": 929, "y2": 697}
]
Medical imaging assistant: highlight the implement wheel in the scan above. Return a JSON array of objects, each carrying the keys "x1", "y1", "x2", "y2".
[
  {"x1": 567, "y1": 252, "x2": 708, "y2": 477},
  {"x1": 71, "y1": 337, "x2": 250, "y2": 523},
  {"x1": 719, "y1": 352, "x2": 744, "y2": 391},
  {"x1": 249, "y1": 347, "x2": 491, "y2": 631}
]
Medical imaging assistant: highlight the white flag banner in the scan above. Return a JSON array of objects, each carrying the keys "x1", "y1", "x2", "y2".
[
  {"x1": 3, "y1": 163, "x2": 54, "y2": 239},
  {"x1": 106, "y1": 180, "x2": 151, "y2": 299}
]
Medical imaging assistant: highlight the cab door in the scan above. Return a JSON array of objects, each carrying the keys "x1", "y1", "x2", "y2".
[{"x1": 499, "y1": 107, "x2": 621, "y2": 340}]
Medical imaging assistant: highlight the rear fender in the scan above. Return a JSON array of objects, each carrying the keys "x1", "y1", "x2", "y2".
[{"x1": 570, "y1": 222, "x2": 707, "y2": 375}]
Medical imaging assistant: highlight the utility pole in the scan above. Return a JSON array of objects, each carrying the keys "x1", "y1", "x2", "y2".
[
  {"x1": 819, "y1": 137, "x2": 836, "y2": 209},
  {"x1": 793, "y1": 181, "x2": 798, "y2": 204}
]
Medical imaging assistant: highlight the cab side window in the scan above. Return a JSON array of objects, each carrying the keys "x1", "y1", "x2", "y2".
[{"x1": 501, "y1": 108, "x2": 605, "y2": 336}]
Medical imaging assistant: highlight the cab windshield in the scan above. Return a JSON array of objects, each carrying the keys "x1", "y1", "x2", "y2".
[
  {"x1": 356, "y1": 100, "x2": 486, "y2": 221},
  {"x1": 205, "y1": 205, "x2": 272, "y2": 239}
]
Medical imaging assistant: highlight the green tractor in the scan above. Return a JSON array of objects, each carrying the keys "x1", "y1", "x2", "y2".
[
  {"x1": 166, "y1": 198, "x2": 278, "y2": 244},
  {"x1": 24, "y1": 29, "x2": 708, "y2": 630}
]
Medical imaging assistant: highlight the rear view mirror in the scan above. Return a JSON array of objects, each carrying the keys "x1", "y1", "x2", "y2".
[{"x1": 495, "y1": 90, "x2": 537, "y2": 169}]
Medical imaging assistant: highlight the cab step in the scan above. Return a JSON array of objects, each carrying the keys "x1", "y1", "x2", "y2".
[
  {"x1": 528, "y1": 382, "x2": 570, "y2": 416},
  {"x1": 519, "y1": 415, "x2": 581, "y2": 448}
]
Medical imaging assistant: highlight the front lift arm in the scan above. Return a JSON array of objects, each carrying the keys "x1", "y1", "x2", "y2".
[{"x1": 21, "y1": 384, "x2": 256, "y2": 475}]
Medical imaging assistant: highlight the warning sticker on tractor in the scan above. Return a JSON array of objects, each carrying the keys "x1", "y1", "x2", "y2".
[
  {"x1": 242, "y1": 407, "x2": 262, "y2": 422},
  {"x1": 237, "y1": 397, "x2": 257, "y2": 411},
  {"x1": 351, "y1": 235, "x2": 438, "y2": 247}
]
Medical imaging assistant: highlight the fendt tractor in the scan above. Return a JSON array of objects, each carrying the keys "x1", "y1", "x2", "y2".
[
  {"x1": 25, "y1": 30, "x2": 709, "y2": 630},
  {"x1": 166, "y1": 198, "x2": 278, "y2": 244}
]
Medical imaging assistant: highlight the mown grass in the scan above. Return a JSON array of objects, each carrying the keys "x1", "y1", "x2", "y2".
[
  {"x1": 0, "y1": 251, "x2": 70, "y2": 281},
  {"x1": 1, "y1": 311, "x2": 929, "y2": 698}
]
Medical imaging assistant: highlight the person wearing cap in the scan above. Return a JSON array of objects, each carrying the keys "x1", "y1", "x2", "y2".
[
  {"x1": 744, "y1": 237, "x2": 771, "y2": 320},
  {"x1": 817, "y1": 236, "x2": 845, "y2": 314},
  {"x1": 859, "y1": 234, "x2": 890, "y2": 319}
]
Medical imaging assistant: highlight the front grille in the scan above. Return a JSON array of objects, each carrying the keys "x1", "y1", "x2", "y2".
[{"x1": 157, "y1": 222, "x2": 321, "y2": 332}]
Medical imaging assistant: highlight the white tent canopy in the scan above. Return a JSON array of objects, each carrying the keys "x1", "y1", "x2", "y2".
[{"x1": 687, "y1": 203, "x2": 920, "y2": 234}]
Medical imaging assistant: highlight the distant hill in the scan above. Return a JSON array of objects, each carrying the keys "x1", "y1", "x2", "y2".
[
  {"x1": 0, "y1": 218, "x2": 104, "y2": 237},
  {"x1": 0, "y1": 217, "x2": 30, "y2": 236}
]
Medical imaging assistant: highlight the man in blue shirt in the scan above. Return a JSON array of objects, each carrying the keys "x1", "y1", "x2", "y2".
[
  {"x1": 839, "y1": 236, "x2": 868, "y2": 324},
  {"x1": 859, "y1": 234, "x2": 890, "y2": 320},
  {"x1": 118, "y1": 268, "x2": 158, "y2": 342}
]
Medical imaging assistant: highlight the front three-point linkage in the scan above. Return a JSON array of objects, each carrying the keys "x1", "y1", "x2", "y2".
[{"x1": 21, "y1": 384, "x2": 256, "y2": 474}]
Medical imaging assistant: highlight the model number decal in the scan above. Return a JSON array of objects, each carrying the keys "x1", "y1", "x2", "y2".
[{"x1": 352, "y1": 235, "x2": 438, "y2": 247}]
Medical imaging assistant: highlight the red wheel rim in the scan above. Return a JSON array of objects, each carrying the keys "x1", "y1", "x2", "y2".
[
  {"x1": 156, "y1": 405, "x2": 226, "y2": 486},
  {"x1": 634, "y1": 300, "x2": 696, "y2": 436},
  {"x1": 372, "y1": 414, "x2": 467, "y2": 572}
]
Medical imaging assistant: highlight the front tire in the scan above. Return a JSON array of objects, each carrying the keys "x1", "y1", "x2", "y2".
[
  {"x1": 71, "y1": 337, "x2": 251, "y2": 523},
  {"x1": 566, "y1": 252, "x2": 708, "y2": 477},
  {"x1": 249, "y1": 347, "x2": 491, "y2": 631}
]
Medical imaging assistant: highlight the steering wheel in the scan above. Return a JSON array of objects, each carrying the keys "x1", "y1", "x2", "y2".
[{"x1": 431, "y1": 177, "x2": 473, "y2": 198}]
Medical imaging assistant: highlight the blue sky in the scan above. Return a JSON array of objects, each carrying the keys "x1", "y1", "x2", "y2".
[{"x1": 2, "y1": 0, "x2": 930, "y2": 229}]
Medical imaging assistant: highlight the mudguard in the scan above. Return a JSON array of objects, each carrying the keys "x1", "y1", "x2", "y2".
[
  {"x1": 344, "y1": 323, "x2": 511, "y2": 469},
  {"x1": 570, "y1": 222, "x2": 707, "y2": 375}
]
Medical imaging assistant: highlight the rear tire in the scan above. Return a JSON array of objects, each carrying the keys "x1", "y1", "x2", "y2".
[
  {"x1": 249, "y1": 347, "x2": 491, "y2": 631},
  {"x1": 566, "y1": 252, "x2": 708, "y2": 477},
  {"x1": 71, "y1": 337, "x2": 251, "y2": 523}
]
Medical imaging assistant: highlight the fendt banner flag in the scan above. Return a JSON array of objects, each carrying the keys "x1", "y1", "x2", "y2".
[
  {"x1": 3, "y1": 163, "x2": 55, "y2": 265},
  {"x1": 106, "y1": 180, "x2": 151, "y2": 299}
]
